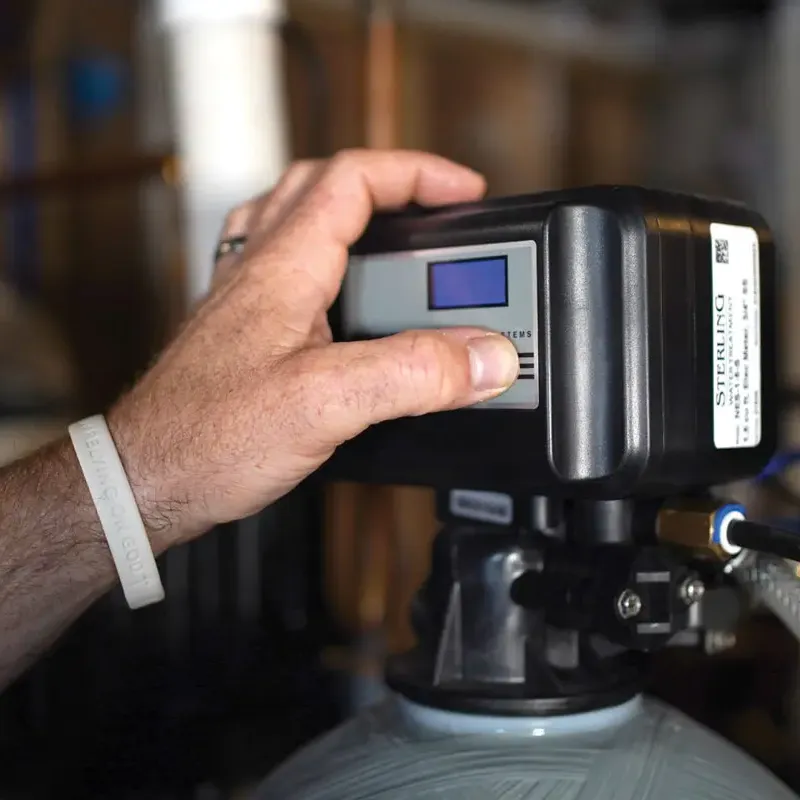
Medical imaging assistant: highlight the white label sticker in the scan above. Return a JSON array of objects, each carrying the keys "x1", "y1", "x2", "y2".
[
  {"x1": 449, "y1": 490, "x2": 513, "y2": 525},
  {"x1": 710, "y1": 223, "x2": 761, "y2": 449}
]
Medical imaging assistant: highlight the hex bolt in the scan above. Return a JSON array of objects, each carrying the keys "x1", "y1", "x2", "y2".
[
  {"x1": 616, "y1": 589, "x2": 643, "y2": 620},
  {"x1": 680, "y1": 577, "x2": 706, "y2": 606}
]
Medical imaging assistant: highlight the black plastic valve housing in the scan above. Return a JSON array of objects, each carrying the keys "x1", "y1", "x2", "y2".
[{"x1": 325, "y1": 186, "x2": 777, "y2": 499}]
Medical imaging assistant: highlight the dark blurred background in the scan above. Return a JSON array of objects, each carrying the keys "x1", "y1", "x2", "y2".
[{"x1": 1, "y1": 0, "x2": 800, "y2": 797}]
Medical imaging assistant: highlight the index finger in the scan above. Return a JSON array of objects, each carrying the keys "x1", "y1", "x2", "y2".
[{"x1": 261, "y1": 149, "x2": 487, "y2": 302}]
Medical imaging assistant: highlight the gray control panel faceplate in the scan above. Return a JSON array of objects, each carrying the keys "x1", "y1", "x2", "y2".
[{"x1": 343, "y1": 240, "x2": 538, "y2": 409}]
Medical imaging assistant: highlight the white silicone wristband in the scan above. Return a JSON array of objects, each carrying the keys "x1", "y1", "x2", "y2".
[{"x1": 69, "y1": 415, "x2": 165, "y2": 609}]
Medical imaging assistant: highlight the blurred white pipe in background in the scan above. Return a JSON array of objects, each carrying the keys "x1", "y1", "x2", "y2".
[
  {"x1": 157, "y1": 0, "x2": 289, "y2": 304},
  {"x1": 153, "y1": 0, "x2": 290, "y2": 641}
]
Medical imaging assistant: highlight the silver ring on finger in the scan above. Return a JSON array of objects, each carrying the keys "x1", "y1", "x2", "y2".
[{"x1": 214, "y1": 235, "x2": 248, "y2": 263}]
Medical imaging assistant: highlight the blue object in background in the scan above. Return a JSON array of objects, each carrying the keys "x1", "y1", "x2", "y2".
[
  {"x1": 65, "y1": 53, "x2": 127, "y2": 126},
  {"x1": 758, "y1": 451, "x2": 800, "y2": 481}
]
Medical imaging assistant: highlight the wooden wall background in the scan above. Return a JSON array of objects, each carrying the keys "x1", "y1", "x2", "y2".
[
  {"x1": 3, "y1": 2, "x2": 797, "y2": 789},
  {"x1": 1, "y1": 0, "x2": 656, "y2": 688}
]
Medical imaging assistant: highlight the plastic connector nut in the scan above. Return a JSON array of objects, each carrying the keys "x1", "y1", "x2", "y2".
[
  {"x1": 712, "y1": 505, "x2": 745, "y2": 556},
  {"x1": 657, "y1": 499, "x2": 745, "y2": 560}
]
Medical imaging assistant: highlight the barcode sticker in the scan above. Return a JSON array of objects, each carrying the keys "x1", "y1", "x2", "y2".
[
  {"x1": 710, "y1": 223, "x2": 761, "y2": 449},
  {"x1": 715, "y1": 238, "x2": 730, "y2": 264}
]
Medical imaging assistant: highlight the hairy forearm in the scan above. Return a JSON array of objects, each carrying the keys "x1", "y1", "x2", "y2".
[{"x1": 0, "y1": 436, "x2": 162, "y2": 689}]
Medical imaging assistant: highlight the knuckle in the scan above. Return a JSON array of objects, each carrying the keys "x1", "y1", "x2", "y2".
[
  {"x1": 323, "y1": 149, "x2": 369, "y2": 185},
  {"x1": 222, "y1": 208, "x2": 241, "y2": 233},
  {"x1": 399, "y1": 332, "x2": 468, "y2": 410},
  {"x1": 304, "y1": 149, "x2": 369, "y2": 216},
  {"x1": 222, "y1": 203, "x2": 252, "y2": 235},
  {"x1": 330, "y1": 148, "x2": 365, "y2": 169},
  {"x1": 287, "y1": 158, "x2": 315, "y2": 176},
  {"x1": 275, "y1": 162, "x2": 307, "y2": 193}
]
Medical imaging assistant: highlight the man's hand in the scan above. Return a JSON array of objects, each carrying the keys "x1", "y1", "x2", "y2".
[
  {"x1": 110, "y1": 150, "x2": 519, "y2": 546},
  {"x1": 0, "y1": 149, "x2": 519, "y2": 689}
]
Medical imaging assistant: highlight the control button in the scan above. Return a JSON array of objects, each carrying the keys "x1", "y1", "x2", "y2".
[{"x1": 518, "y1": 351, "x2": 536, "y2": 381}]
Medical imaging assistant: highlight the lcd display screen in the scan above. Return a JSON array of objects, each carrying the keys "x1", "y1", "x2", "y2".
[{"x1": 427, "y1": 256, "x2": 509, "y2": 310}]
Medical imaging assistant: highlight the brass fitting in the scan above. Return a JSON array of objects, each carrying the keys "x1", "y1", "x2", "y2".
[{"x1": 657, "y1": 498, "x2": 744, "y2": 561}]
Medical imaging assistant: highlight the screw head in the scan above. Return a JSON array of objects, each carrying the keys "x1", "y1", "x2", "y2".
[
  {"x1": 616, "y1": 589, "x2": 643, "y2": 620},
  {"x1": 680, "y1": 578, "x2": 706, "y2": 606}
]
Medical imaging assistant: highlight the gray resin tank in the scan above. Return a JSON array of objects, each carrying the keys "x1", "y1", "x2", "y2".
[
  {"x1": 256, "y1": 693, "x2": 797, "y2": 799},
  {"x1": 256, "y1": 537, "x2": 799, "y2": 800}
]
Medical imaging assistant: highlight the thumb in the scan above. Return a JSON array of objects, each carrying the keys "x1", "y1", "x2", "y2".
[{"x1": 301, "y1": 328, "x2": 520, "y2": 444}]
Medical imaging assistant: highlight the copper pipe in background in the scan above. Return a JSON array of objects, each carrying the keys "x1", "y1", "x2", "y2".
[
  {"x1": 350, "y1": 0, "x2": 402, "y2": 656},
  {"x1": 357, "y1": 0, "x2": 403, "y2": 652},
  {"x1": 365, "y1": 0, "x2": 401, "y2": 149},
  {"x1": 322, "y1": 1, "x2": 404, "y2": 685},
  {"x1": 359, "y1": 0, "x2": 439, "y2": 658}
]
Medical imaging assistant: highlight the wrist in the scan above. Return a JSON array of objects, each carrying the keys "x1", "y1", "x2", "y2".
[
  {"x1": 103, "y1": 408, "x2": 185, "y2": 552},
  {"x1": 104, "y1": 403, "x2": 207, "y2": 550}
]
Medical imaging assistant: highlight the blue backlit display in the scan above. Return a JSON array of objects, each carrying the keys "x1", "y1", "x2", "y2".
[{"x1": 427, "y1": 256, "x2": 508, "y2": 310}]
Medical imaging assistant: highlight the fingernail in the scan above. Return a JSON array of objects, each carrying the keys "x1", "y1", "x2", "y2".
[{"x1": 467, "y1": 335, "x2": 519, "y2": 393}]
